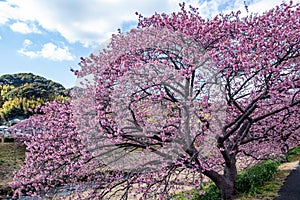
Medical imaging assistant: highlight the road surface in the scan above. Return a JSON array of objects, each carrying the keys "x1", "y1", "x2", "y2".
[{"x1": 275, "y1": 161, "x2": 300, "y2": 200}]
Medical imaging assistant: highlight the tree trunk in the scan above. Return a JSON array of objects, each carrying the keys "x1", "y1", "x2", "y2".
[
  {"x1": 217, "y1": 177, "x2": 235, "y2": 200},
  {"x1": 204, "y1": 158, "x2": 237, "y2": 199}
]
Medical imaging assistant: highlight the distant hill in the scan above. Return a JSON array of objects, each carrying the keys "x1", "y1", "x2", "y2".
[
  {"x1": 0, "y1": 73, "x2": 68, "y2": 124},
  {"x1": 0, "y1": 73, "x2": 66, "y2": 95}
]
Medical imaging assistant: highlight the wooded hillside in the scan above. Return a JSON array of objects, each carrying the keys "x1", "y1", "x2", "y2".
[{"x1": 0, "y1": 73, "x2": 68, "y2": 124}]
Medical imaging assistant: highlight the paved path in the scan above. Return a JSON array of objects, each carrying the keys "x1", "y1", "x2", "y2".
[{"x1": 275, "y1": 161, "x2": 300, "y2": 200}]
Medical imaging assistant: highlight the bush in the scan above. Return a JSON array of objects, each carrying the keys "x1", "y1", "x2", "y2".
[
  {"x1": 193, "y1": 184, "x2": 221, "y2": 200},
  {"x1": 173, "y1": 184, "x2": 221, "y2": 200},
  {"x1": 235, "y1": 160, "x2": 280, "y2": 194},
  {"x1": 285, "y1": 146, "x2": 300, "y2": 162}
]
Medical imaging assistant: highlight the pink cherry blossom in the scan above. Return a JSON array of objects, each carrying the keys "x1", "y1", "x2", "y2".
[{"x1": 12, "y1": 2, "x2": 299, "y2": 200}]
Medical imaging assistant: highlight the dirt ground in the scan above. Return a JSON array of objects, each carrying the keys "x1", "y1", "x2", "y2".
[{"x1": 277, "y1": 160, "x2": 299, "y2": 171}]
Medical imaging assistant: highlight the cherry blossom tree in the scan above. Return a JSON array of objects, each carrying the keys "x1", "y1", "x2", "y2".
[
  {"x1": 10, "y1": 101, "x2": 95, "y2": 198},
  {"x1": 73, "y1": 2, "x2": 299, "y2": 199},
  {"x1": 12, "y1": 2, "x2": 299, "y2": 200}
]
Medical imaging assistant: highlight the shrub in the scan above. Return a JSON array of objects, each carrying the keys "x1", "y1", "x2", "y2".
[
  {"x1": 285, "y1": 146, "x2": 300, "y2": 162},
  {"x1": 235, "y1": 160, "x2": 280, "y2": 194},
  {"x1": 173, "y1": 184, "x2": 221, "y2": 200},
  {"x1": 194, "y1": 184, "x2": 221, "y2": 200}
]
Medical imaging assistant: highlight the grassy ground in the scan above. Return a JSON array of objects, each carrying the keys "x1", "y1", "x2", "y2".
[
  {"x1": 234, "y1": 170, "x2": 289, "y2": 200},
  {"x1": 0, "y1": 142, "x2": 26, "y2": 197},
  {"x1": 238, "y1": 146, "x2": 300, "y2": 200},
  {"x1": 235, "y1": 146, "x2": 300, "y2": 200}
]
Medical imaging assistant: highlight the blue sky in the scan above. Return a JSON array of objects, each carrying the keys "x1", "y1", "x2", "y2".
[{"x1": 0, "y1": 0, "x2": 292, "y2": 88}]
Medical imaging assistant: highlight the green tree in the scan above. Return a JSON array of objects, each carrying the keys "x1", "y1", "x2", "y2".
[
  {"x1": 0, "y1": 73, "x2": 69, "y2": 122},
  {"x1": 0, "y1": 85, "x2": 15, "y2": 106}
]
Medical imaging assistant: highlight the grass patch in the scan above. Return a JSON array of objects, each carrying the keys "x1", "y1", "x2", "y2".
[
  {"x1": 0, "y1": 143, "x2": 26, "y2": 166},
  {"x1": 235, "y1": 160, "x2": 280, "y2": 194},
  {"x1": 235, "y1": 146, "x2": 300, "y2": 199},
  {"x1": 173, "y1": 182, "x2": 221, "y2": 200},
  {"x1": 235, "y1": 167, "x2": 292, "y2": 200},
  {"x1": 285, "y1": 146, "x2": 300, "y2": 162},
  {"x1": 0, "y1": 142, "x2": 26, "y2": 197}
]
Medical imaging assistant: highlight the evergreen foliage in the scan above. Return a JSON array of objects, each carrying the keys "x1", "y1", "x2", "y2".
[{"x1": 0, "y1": 73, "x2": 68, "y2": 123}]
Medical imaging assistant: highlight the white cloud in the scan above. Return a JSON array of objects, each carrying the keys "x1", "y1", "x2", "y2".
[
  {"x1": 247, "y1": 0, "x2": 293, "y2": 15},
  {"x1": 0, "y1": 0, "x2": 183, "y2": 47},
  {"x1": 10, "y1": 21, "x2": 41, "y2": 34},
  {"x1": 18, "y1": 41, "x2": 74, "y2": 61},
  {"x1": 23, "y1": 39, "x2": 32, "y2": 47},
  {"x1": 0, "y1": 1, "x2": 13, "y2": 24},
  {"x1": 40, "y1": 43, "x2": 74, "y2": 61},
  {"x1": 0, "y1": 35, "x2": 2, "y2": 40},
  {"x1": 1, "y1": 0, "x2": 299, "y2": 47},
  {"x1": 195, "y1": 0, "x2": 293, "y2": 19}
]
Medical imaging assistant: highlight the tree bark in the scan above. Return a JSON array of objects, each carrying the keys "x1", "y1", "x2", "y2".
[
  {"x1": 204, "y1": 157, "x2": 237, "y2": 199},
  {"x1": 218, "y1": 178, "x2": 235, "y2": 200}
]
